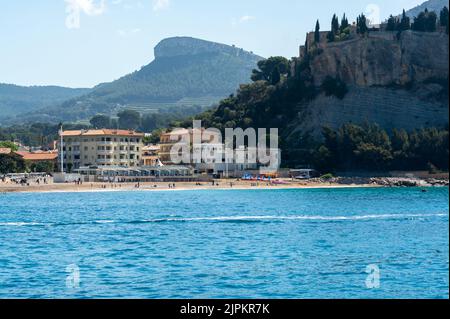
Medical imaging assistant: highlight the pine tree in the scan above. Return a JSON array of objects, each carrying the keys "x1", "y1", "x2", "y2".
[{"x1": 270, "y1": 66, "x2": 281, "y2": 85}]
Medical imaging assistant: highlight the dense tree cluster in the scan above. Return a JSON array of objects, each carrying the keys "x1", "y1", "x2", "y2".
[
  {"x1": 356, "y1": 13, "x2": 369, "y2": 35},
  {"x1": 0, "y1": 123, "x2": 88, "y2": 148},
  {"x1": 251, "y1": 57, "x2": 290, "y2": 85},
  {"x1": 326, "y1": 13, "x2": 351, "y2": 43},
  {"x1": 89, "y1": 105, "x2": 205, "y2": 133},
  {"x1": 0, "y1": 153, "x2": 26, "y2": 174},
  {"x1": 183, "y1": 55, "x2": 317, "y2": 135},
  {"x1": 321, "y1": 76, "x2": 348, "y2": 100},
  {"x1": 313, "y1": 124, "x2": 449, "y2": 172},
  {"x1": 386, "y1": 10, "x2": 411, "y2": 32},
  {"x1": 412, "y1": 8, "x2": 438, "y2": 32},
  {"x1": 0, "y1": 141, "x2": 18, "y2": 151},
  {"x1": 0, "y1": 152, "x2": 55, "y2": 174}
]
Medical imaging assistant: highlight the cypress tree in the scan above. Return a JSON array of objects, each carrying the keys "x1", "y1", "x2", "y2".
[
  {"x1": 315, "y1": 20, "x2": 321, "y2": 43},
  {"x1": 357, "y1": 14, "x2": 368, "y2": 35},
  {"x1": 386, "y1": 15, "x2": 398, "y2": 31},
  {"x1": 440, "y1": 6, "x2": 449, "y2": 28},
  {"x1": 399, "y1": 9, "x2": 410, "y2": 31},
  {"x1": 331, "y1": 14, "x2": 340, "y2": 34},
  {"x1": 340, "y1": 13, "x2": 349, "y2": 31}
]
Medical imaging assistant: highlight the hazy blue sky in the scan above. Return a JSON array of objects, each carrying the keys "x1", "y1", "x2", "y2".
[{"x1": 0, "y1": 0, "x2": 424, "y2": 88}]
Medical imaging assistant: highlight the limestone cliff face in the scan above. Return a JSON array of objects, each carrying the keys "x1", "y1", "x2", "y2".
[
  {"x1": 309, "y1": 31, "x2": 449, "y2": 87},
  {"x1": 291, "y1": 86, "x2": 449, "y2": 138},
  {"x1": 289, "y1": 30, "x2": 449, "y2": 137}
]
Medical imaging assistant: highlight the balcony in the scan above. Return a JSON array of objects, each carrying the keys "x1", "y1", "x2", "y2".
[
  {"x1": 97, "y1": 149, "x2": 114, "y2": 155},
  {"x1": 96, "y1": 158, "x2": 115, "y2": 164},
  {"x1": 66, "y1": 142, "x2": 80, "y2": 147}
]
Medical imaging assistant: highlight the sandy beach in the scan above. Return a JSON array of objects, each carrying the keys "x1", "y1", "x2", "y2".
[
  {"x1": 2, "y1": 175, "x2": 448, "y2": 194},
  {"x1": 0, "y1": 179, "x2": 381, "y2": 194}
]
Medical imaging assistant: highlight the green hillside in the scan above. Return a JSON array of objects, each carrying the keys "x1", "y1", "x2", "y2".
[
  {"x1": 12, "y1": 37, "x2": 263, "y2": 124},
  {"x1": 0, "y1": 84, "x2": 90, "y2": 120}
]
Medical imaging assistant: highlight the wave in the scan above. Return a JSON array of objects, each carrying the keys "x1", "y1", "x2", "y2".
[{"x1": 0, "y1": 213, "x2": 447, "y2": 227}]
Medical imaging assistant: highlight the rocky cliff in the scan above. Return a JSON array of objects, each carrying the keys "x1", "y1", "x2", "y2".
[
  {"x1": 309, "y1": 31, "x2": 448, "y2": 87},
  {"x1": 290, "y1": 30, "x2": 449, "y2": 137}
]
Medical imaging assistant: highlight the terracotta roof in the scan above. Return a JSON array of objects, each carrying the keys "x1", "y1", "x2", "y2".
[
  {"x1": 162, "y1": 128, "x2": 221, "y2": 137},
  {"x1": 61, "y1": 129, "x2": 144, "y2": 137},
  {"x1": 162, "y1": 128, "x2": 190, "y2": 136},
  {"x1": 15, "y1": 152, "x2": 58, "y2": 161},
  {"x1": 0, "y1": 148, "x2": 12, "y2": 154}
]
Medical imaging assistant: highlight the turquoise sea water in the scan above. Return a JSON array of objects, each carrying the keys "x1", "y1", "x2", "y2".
[{"x1": 0, "y1": 187, "x2": 448, "y2": 299}]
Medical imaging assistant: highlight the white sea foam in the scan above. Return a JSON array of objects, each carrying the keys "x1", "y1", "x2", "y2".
[
  {"x1": 0, "y1": 213, "x2": 446, "y2": 227},
  {"x1": 0, "y1": 222, "x2": 44, "y2": 226},
  {"x1": 145, "y1": 213, "x2": 448, "y2": 223}
]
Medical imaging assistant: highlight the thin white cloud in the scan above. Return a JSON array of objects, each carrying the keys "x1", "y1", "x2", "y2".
[
  {"x1": 232, "y1": 15, "x2": 256, "y2": 27},
  {"x1": 117, "y1": 28, "x2": 142, "y2": 37},
  {"x1": 239, "y1": 15, "x2": 255, "y2": 23},
  {"x1": 152, "y1": 0, "x2": 170, "y2": 12},
  {"x1": 65, "y1": 0, "x2": 106, "y2": 29}
]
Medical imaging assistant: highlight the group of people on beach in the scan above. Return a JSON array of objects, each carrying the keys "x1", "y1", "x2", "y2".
[{"x1": 1, "y1": 174, "x2": 50, "y2": 187}]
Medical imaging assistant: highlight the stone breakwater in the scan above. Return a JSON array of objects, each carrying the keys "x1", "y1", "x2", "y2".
[{"x1": 315, "y1": 177, "x2": 449, "y2": 187}]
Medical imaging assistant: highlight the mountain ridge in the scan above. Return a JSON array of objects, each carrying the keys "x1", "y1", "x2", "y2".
[
  {"x1": 7, "y1": 37, "x2": 263, "y2": 124},
  {"x1": 0, "y1": 84, "x2": 90, "y2": 120},
  {"x1": 405, "y1": 0, "x2": 449, "y2": 17}
]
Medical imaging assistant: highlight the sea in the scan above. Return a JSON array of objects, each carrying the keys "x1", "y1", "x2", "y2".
[{"x1": 0, "y1": 187, "x2": 448, "y2": 298}]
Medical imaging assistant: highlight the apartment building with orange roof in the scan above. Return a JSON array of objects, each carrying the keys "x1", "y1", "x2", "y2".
[{"x1": 58, "y1": 129, "x2": 144, "y2": 171}]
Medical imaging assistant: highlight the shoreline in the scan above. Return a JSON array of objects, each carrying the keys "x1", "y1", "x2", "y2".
[{"x1": 1, "y1": 179, "x2": 448, "y2": 194}]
